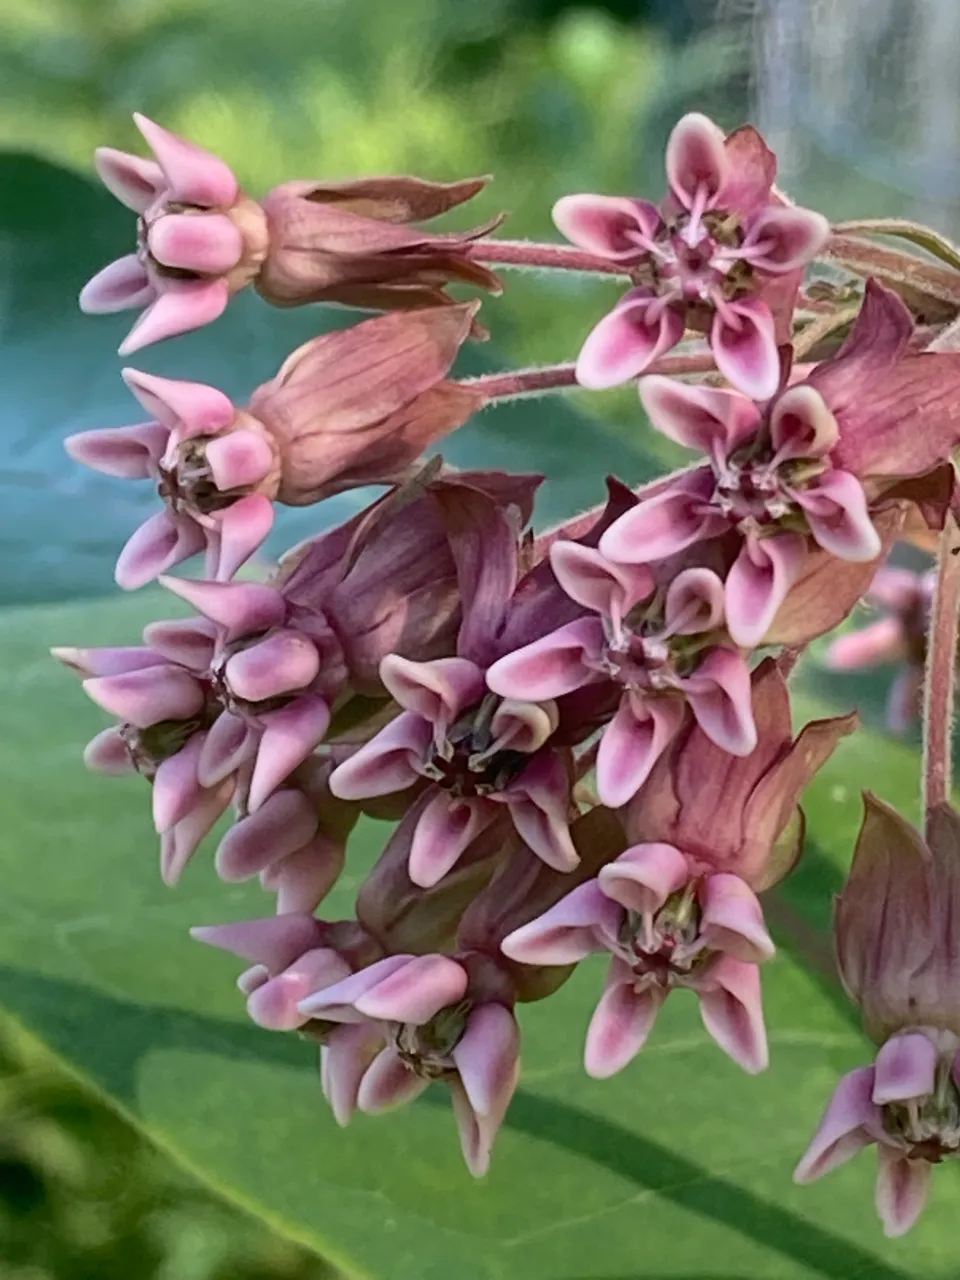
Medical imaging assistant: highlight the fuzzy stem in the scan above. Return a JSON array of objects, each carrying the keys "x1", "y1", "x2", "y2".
[
  {"x1": 460, "y1": 351, "x2": 717, "y2": 405},
  {"x1": 466, "y1": 238, "x2": 631, "y2": 277},
  {"x1": 923, "y1": 512, "x2": 960, "y2": 827}
]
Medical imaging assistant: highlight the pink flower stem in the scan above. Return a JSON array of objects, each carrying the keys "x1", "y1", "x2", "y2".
[
  {"x1": 922, "y1": 512, "x2": 960, "y2": 827},
  {"x1": 462, "y1": 352, "x2": 717, "y2": 405},
  {"x1": 465, "y1": 239, "x2": 631, "y2": 277}
]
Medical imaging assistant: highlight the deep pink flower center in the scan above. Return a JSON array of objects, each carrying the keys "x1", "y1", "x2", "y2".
[
  {"x1": 420, "y1": 697, "x2": 536, "y2": 797},
  {"x1": 617, "y1": 889, "x2": 711, "y2": 989},
  {"x1": 633, "y1": 210, "x2": 752, "y2": 311},
  {"x1": 709, "y1": 438, "x2": 827, "y2": 531}
]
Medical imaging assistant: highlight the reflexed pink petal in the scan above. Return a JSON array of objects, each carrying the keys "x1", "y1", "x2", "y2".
[
  {"x1": 485, "y1": 617, "x2": 604, "y2": 701},
  {"x1": 487, "y1": 699, "x2": 558, "y2": 756},
  {"x1": 246, "y1": 948, "x2": 352, "y2": 1031},
  {"x1": 380, "y1": 655, "x2": 486, "y2": 736},
  {"x1": 248, "y1": 695, "x2": 331, "y2": 812},
  {"x1": 159, "y1": 777, "x2": 234, "y2": 884},
  {"x1": 224, "y1": 631, "x2": 320, "y2": 703},
  {"x1": 824, "y1": 618, "x2": 908, "y2": 671},
  {"x1": 452, "y1": 1004, "x2": 520, "y2": 1118},
  {"x1": 83, "y1": 726, "x2": 135, "y2": 774},
  {"x1": 875, "y1": 1147, "x2": 931, "y2": 1238},
  {"x1": 141, "y1": 617, "x2": 217, "y2": 672},
  {"x1": 724, "y1": 532, "x2": 805, "y2": 649},
  {"x1": 872, "y1": 1033, "x2": 938, "y2": 1106},
  {"x1": 638, "y1": 375, "x2": 760, "y2": 459},
  {"x1": 64, "y1": 422, "x2": 168, "y2": 478},
  {"x1": 769, "y1": 384, "x2": 839, "y2": 461},
  {"x1": 697, "y1": 956, "x2": 768, "y2": 1073},
  {"x1": 152, "y1": 732, "x2": 205, "y2": 832},
  {"x1": 93, "y1": 146, "x2": 164, "y2": 212},
  {"x1": 190, "y1": 913, "x2": 325, "y2": 970},
  {"x1": 299, "y1": 955, "x2": 413, "y2": 1021},
  {"x1": 663, "y1": 566, "x2": 726, "y2": 635},
  {"x1": 552, "y1": 193, "x2": 662, "y2": 260},
  {"x1": 500, "y1": 880, "x2": 619, "y2": 965},
  {"x1": 665, "y1": 112, "x2": 729, "y2": 211},
  {"x1": 206, "y1": 492, "x2": 275, "y2": 581},
  {"x1": 321, "y1": 1024, "x2": 385, "y2": 1127},
  {"x1": 599, "y1": 843, "x2": 688, "y2": 915},
  {"x1": 52, "y1": 644, "x2": 167, "y2": 678},
  {"x1": 408, "y1": 793, "x2": 495, "y2": 888},
  {"x1": 215, "y1": 788, "x2": 318, "y2": 880},
  {"x1": 710, "y1": 298, "x2": 780, "y2": 401},
  {"x1": 585, "y1": 958, "x2": 666, "y2": 1078},
  {"x1": 148, "y1": 212, "x2": 243, "y2": 274},
  {"x1": 449, "y1": 1071, "x2": 515, "y2": 1178},
  {"x1": 118, "y1": 279, "x2": 230, "y2": 355},
  {"x1": 699, "y1": 875, "x2": 775, "y2": 964},
  {"x1": 115, "y1": 510, "x2": 206, "y2": 590},
  {"x1": 549, "y1": 542, "x2": 654, "y2": 631},
  {"x1": 159, "y1": 575, "x2": 285, "y2": 638},
  {"x1": 122, "y1": 367, "x2": 236, "y2": 435},
  {"x1": 355, "y1": 954, "x2": 468, "y2": 1024},
  {"x1": 575, "y1": 292, "x2": 685, "y2": 390},
  {"x1": 134, "y1": 113, "x2": 239, "y2": 207},
  {"x1": 740, "y1": 205, "x2": 830, "y2": 273},
  {"x1": 503, "y1": 752, "x2": 578, "y2": 871},
  {"x1": 79, "y1": 254, "x2": 154, "y2": 314},
  {"x1": 793, "y1": 1066, "x2": 879, "y2": 1182},
  {"x1": 197, "y1": 712, "x2": 256, "y2": 787},
  {"x1": 271, "y1": 834, "x2": 346, "y2": 914},
  {"x1": 792, "y1": 470, "x2": 881, "y2": 563},
  {"x1": 682, "y1": 647, "x2": 757, "y2": 756},
  {"x1": 83, "y1": 664, "x2": 204, "y2": 727},
  {"x1": 598, "y1": 473, "x2": 723, "y2": 565},
  {"x1": 328, "y1": 711, "x2": 431, "y2": 799},
  {"x1": 237, "y1": 965, "x2": 268, "y2": 996},
  {"x1": 596, "y1": 694, "x2": 684, "y2": 808},
  {"x1": 357, "y1": 1047, "x2": 431, "y2": 1113},
  {"x1": 203, "y1": 430, "x2": 274, "y2": 491}
]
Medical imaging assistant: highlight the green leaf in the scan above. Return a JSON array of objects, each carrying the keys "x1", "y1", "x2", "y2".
[
  {"x1": 0, "y1": 152, "x2": 652, "y2": 607},
  {"x1": 1, "y1": 589, "x2": 958, "y2": 1279}
]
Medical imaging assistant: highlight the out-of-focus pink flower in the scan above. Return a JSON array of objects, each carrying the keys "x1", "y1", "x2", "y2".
[
  {"x1": 600, "y1": 282, "x2": 960, "y2": 647},
  {"x1": 64, "y1": 306, "x2": 484, "y2": 589},
  {"x1": 554, "y1": 112, "x2": 829, "y2": 397},
  {"x1": 795, "y1": 797, "x2": 960, "y2": 1236},
  {"x1": 80, "y1": 114, "x2": 269, "y2": 354},
  {"x1": 298, "y1": 951, "x2": 520, "y2": 1175}
]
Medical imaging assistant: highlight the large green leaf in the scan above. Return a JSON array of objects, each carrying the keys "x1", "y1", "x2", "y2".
[
  {"x1": 0, "y1": 153, "x2": 652, "y2": 607},
  {"x1": 1, "y1": 588, "x2": 957, "y2": 1278}
]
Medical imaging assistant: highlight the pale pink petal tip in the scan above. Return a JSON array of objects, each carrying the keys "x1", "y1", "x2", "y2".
[
  {"x1": 114, "y1": 510, "x2": 206, "y2": 591},
  {"x1": 79, "y1": 255, "x2": 154, "y2": 315},
  {"x1": 665, "y1": 112, "x2": 728, "y2": 210},
  {"x1": 93, "y1": 146, "x2": 164, "y2": 213},
  {"x1": 117, "y1": 279, "x2": 229, "y2": 355},
  {"x1": 575, "y1": 294, "x2": 684, "y2": 390},
  {"x1": 133, "y1": 112, "x2": 239, "y2": 208},
  {"x1": 876, "y1": 1147, "x2": 931, "y2": 1237},
  {"x1": 585, "y1": 963, "x2": 665, "y2": 1078},
  {"x1": 697, "y1": 956, "x2": 768, "y2": 1074},
  {"x1": 793, "y1": 1066, "x2": 877, "y2": 1183},
  {"x1": 710, "y1": 299, "x2": 780, "y2": 402}
]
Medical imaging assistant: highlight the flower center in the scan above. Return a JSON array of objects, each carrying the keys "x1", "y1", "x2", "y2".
[
  {"x1": 394, "y1": 999, "x2": 471, "y2": 1079},
  {"x1": 596, "y1": 598, "x2": 711, "y2": 692},
  {"x1": 421, "y1": 695, "x2": 536, "y2": 798},
  {"x1": 120, "y1": 712, "x2": 211, "y2": 780},
  {"x1": 633, "y1": 209, "x2": 752, "y2": 308},
  {"x1": 157, "y1": 439, "x2": 237, "y2": 516},
  {"x1": 882, "y1": 1065, "x2": 960, "y2": 1163},
  {"x1": 711, "y1": 439, "x2": 825, "y2": 532},
  {"x1": 617, "y1": 885, "x2": 711, "y2": 988}
]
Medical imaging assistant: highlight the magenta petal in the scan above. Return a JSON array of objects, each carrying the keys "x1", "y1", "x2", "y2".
[
  {"x1": 206, "y1": 493, "x2": 275, "y2": 582},
  {"x1": 118, "y1": 279, "x2": 230, "y2": 355},
  {"x1": 148, "y1": 212, "x2": 243, "y2": 274},
  {"x1": 204, "y1": 430, "x2": 274, "y2": 490},
  {"x1": 64, "y1": 422, "x2": 168, "y2": 478},
  {"x1": 271, "y1": 835, "x2": 345, "y2": 914},
  {"x1": 595, "y1": 694, "x2": 684, "y2": 808},
  {"x1": 356, "y1": 954, "x2": 468, "y2": 1024},
  {"x1": 134, "y1": 113, "x2": 239, "y2": 207},
  {"x1": 215, "y1": 788, "x2": 318, "y2": 880},
  {"x1": 83, "y1": 664, "x2": 203, "y2": 727},
  {"x1": 141, "y1": 617, "x2": 217, "y2": 673},
  {"x1": 486, "y1": 617, "x2": 603, "y2": 702},
  {"x1": 639, "y1": 375, "x2": 761, "y2": 458},
  {"x1": 698, "y1": 874, "x2": 775, "y2": 964},
  {"x1": 408, "y1": 793, "x2": 495, "y2": 888},
  {"x1": 740, "y1": 205, "x2": 830, "y2": 273},
  {"x1": 246, "y1": 948, "x2": 352, "y2": 1031},
  {"x1": 121, "y1": 367, "x2": 236, "y2": 436},
  {"x1": 503, "y1": 752, "x2": 578, "y2": 872},
  {"x1": 115, "y1": 510, "x2": 206, "y2": 591},
  {"x1": 665, "y1": 113, "x2": 729, "y2": 211},
  {"x1": 598, "y1": 472, "x2": 723, "y2": 565},
  {"x1": 724, "y1": 532, "x2": 805, "y2": 649},
  {"x1": 299, "y1": 955, "x2": 413, "y2": 1021},
  {"x1": 79, "y1": 254, "x2": 154, "y2": 314},
  {"x1": 190, "y1": 913, "x2": 324, "y2": 970},
  {"x1": 500, "y1": 880, "x2": 619, "y2": 965},
  {"x1": 552, "y1": 193, "x2": 662, "y2": 260},
  {"x1": 599, "y1": 843, "x2": 689, "y2": 915},
  {"x1": 664, "y1": 566, "x2": 726, "y2": 635},
  {"x1": 549, "y1": 541, "x2": 654, "y2": 629},
  {"x1": 224, "y1": 631, "x2": 320, "y2": 703},
  {"x1": 585, "y1": 958, "x2": 666, "y2": 1078},
  {"x1": 769, "y1": 384, "x2": 839, "y2": 461},
  {"x1": 159, "y1": 575, "x2": 285, "y2": 639},
  {"x1": 380, "y1": 655, "x2": 486, "y2": 734},
  {"x1": 576, "y1": 292, "x2": 685, "y2": 390},
  {"x1": 792, "y1": 470, "x2": 881, "y2": 563},
  {"x1": 875, "y1": 1147, "x2": 931, "y2": 1238},
  {"x1": 93, "y1": 146, "x2": 164, "y2": 212},
  {"x1": 697, "y1": 956, "x2": 768, "y2": 1073},
  {"x1": 450, "y1": 1007, "x2": 520, "y2": 1169},
  {"x1": 83, "y1": 726, "x2": 135, "y2": 774},
  {"x1": 152, "y1": 733, "x2": 205, "y2": 832},
  {"x1": 682, "y1": 647, "x2": 757, "y2": 756},
  {"x1": 448, "y1": 1073, "x2": 512, "y2": 1178},
  {"x1": 794, "y1": 1066, "x2": 879, "y2": 1182},
  {"x1": 248, "y1": 695, "x2": 331, "y2": 812},
  {"x1": 159, "y1": 778, "x2": 233, "y2": 885},
  {"x1": 321, "y1": 1024, "x2": 384, "y2": 1127},
  {"x1": 710, "y1": 298, "x2": 780, "y2": 401},
  {"x1": 872, "y1": 1033, "x2": 938, "y2": 1106},
  {"x1": 357, "y1": 1047, "x2": 431, "y2": 1113},
  {"x1": 328, "y1": 711, "x2": 431, "y2": 800},
  {"x1": 824, "y1": 618, "x2": 907, "y2": 671},
  {"x1": 52, "y1": 644, "x2": 167, "y2": 678}
]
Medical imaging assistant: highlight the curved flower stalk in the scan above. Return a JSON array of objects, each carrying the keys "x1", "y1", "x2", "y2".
[
  {"x1": 554, "y1": 112, "x2": 829, "y2": 397},
  {"x1": 502, "y1": 662, "x2": 854, "y2": 1076},
  {"x1": 600, "y1": 282, "x2": 960, "y2": 647},
  {"x1": 80, "y1": 114, "x2": 269, "y2": 354},
  {"x1": 64, "y1": 306, "x2": 484, "y2": 588},
  {"x1": 795, "y1": 797, "x2": 960, "y2": 1236}
]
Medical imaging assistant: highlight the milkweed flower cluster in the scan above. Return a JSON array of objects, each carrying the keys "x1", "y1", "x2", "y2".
[{"x1": 56, "y1": 109, "x2": 960, "y2": 1218}]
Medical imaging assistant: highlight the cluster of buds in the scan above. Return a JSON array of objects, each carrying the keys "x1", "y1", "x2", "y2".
[{"x1": 57, "y1": 109, "x2": 960, "y2": 1230}]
